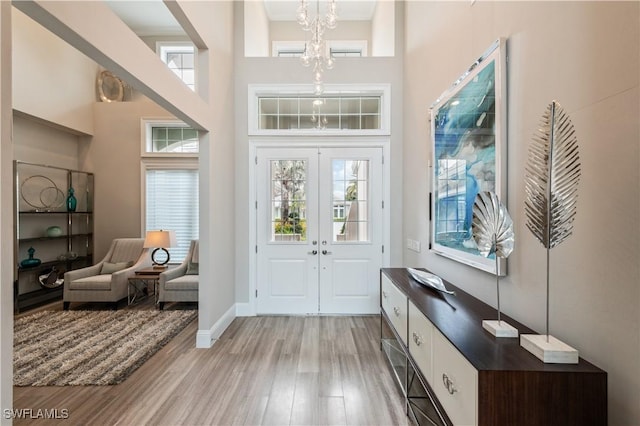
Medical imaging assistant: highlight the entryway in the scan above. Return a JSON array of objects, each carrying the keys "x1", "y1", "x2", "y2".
[{"x1": 255, "y1": 146, "x2": 384, "y2": 314}]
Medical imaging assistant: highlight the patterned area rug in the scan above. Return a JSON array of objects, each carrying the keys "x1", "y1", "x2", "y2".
[{"x1": 14, "y1": 309, "x2": 197, "y2": 386}]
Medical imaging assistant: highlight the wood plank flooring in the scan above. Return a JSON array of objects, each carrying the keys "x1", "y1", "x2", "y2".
[{"x1": 13, "y1": 303, "x2": 408, "y2": 425}]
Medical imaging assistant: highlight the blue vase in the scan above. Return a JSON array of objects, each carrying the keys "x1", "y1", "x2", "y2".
[
  {"x1": 20, "y1": 247, "x2": 41, "y2": 268},
  {"x1": 67, "y1": 187, "x2": 77, "y2": 212}
]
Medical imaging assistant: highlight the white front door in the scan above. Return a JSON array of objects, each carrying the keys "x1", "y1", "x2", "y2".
[{"x1": 256, "y1": 146, "x2": 383, "y2": 314}]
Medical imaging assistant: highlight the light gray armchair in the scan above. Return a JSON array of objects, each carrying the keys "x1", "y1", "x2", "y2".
[
  {"x1": 63, "y1": 238, "x2": 151, "y2": 310},
  {"x1": 158, "y1": 240, "x2": 199, "y2": 310}
]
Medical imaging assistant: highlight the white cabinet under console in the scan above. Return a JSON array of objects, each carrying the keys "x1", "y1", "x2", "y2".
[{"x1": 380, "y1": 268, "x2": 607, "y2": 426}]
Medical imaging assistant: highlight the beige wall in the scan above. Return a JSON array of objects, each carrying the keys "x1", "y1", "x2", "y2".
[
  {"x1": 12, "y1": 8, "x2": 97, "y2": 136},
  {"x1": 176, "y1": 0, "x2": 236, "y2": 340},
  {"x1": 13, "y1": 114, "x2": 82, "y2": 170},
  {"x1": 10, "y1": 0, "x2": 236, "y2": 349},
  {"x1": 269, "y1": 20, "x2": 372, "y2": 54},
  {"x1": 0, "y1": 1, "x2": 13, "y2": 417},
  {"x1": 371, "y1": 0, "x2": 394, "y2": 56},
  {"x1": 82, "y1": 99, "x2": 174, "y2": 261},
  {"x1": 403, "y1": 2, "x2": 640, "y2": 423},
  {"x1": 233, "y1": 1, "x2": 404, "y2": 307},
  {"x1": 244, "y1": 0, "x2": 270, "y2": 57}
]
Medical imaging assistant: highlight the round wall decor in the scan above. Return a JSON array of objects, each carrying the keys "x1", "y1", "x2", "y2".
[{"x1": 97, "y1": 70, "x2": 124, "y2": 102}]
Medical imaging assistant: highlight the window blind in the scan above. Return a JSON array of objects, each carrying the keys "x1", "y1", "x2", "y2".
[{"x1": 146, "y1": 169, "x2": 199, "y2": 262}]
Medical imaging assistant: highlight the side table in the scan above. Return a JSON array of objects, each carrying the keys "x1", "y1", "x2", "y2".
[{"x1": 127, "y1": 267, "x2": 166, "y2": 306}]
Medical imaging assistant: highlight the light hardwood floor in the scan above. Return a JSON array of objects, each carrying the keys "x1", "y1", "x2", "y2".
[{"x1": 13, "y1": 302, "x2": 408, "y2": 425}]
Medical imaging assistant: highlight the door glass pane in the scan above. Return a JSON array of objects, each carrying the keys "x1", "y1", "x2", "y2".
[
  {"x1": 271, "y1": 160, "x2": 307, "y2": 242},
  {"x1": 332, "y1": 159, "x2": 369, "y2": 242}
]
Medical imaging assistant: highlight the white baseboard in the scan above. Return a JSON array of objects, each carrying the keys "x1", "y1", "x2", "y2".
[
  {"x1": 235, "y1": 302, "x2": 255, "y2": 317},
  {"x1": 195, "y1": 304, "x2": 236, "y2": 348}
]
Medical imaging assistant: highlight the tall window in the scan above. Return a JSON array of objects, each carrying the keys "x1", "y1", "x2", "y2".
[
  {"x1": 146, "y1": 169, "x2": 198, "y2": 262},
  {"x1": 142, "y1": 120, "x2": 199, "y2": 262},
  {"x1": 157, "y1": 42, "x2": 196, "y2": 91}
]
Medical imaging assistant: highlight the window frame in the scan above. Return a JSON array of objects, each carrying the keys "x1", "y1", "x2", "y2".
[
  {"x1": 271, "y1": 40, "x2": 368, "y2": 58},
  {"x1": 272, "y1": 41, "x2": 306, "y2": 58},
  {"x1": 140, "y1": 118, "x2": 199, "y2": 158},
  {"x1": 248, "y1": 84, "x2": 391, "y2": 136},
  {"x1": 327, "y1": 40, "x2": 368, "y2": 57},
  {"x1": 140, "y1": 158, "x2": 199, "y2": 264},
  {"x1": 156, "y1": 41, "x2": 196, "y2": 91},
  {"x1": 141, "y1": 117, "x2": 199, "y2": 264}
]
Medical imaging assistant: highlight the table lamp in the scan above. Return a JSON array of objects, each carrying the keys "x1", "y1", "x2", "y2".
[{"x1": 144, "y1": 230, "x2": 177, "y2": 268}]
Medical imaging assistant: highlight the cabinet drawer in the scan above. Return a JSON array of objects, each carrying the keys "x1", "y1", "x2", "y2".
[
  {"x1": 381, "y1": 274, "x2": 407, "y2": 345},
  {"x1": 408, "y1": 300, "x2": 433, "y2": 382},
  {"x1": 433, "y1": 329, "x2": 478, "y2": 426}
]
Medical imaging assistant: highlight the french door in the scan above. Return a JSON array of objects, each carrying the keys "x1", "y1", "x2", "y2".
[{"x1": 256, "y1": 146, "x2": 383, "y2": 314}]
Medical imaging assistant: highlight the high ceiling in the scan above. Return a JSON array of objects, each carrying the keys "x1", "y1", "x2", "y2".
[
  {"x1": 105, "y1": 0, "x2": 379, "y2": 36},
  {"x1": 105, "y1": 1, "x2": 185, "y2": 36}
]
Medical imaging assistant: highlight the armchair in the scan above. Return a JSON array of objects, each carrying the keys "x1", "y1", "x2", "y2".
[
  {"x1": 63, "y1": 238, "x2": 151, "y2": 310},
  {"x1": 158, "y1": 240, "x2": 198, "y2": 310}
]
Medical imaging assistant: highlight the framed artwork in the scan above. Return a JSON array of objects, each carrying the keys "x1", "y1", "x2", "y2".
[{"x1": 429, "y1": 38, "x2": 508, "y2": 275}]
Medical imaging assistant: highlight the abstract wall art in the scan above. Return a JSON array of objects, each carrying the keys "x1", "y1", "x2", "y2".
[{"x1": 429, "y1": 38, "x2": 508, "y2": 275}]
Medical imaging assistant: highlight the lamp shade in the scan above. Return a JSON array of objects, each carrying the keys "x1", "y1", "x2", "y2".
[{"x1": 143, "y1": 230, "x2": 177, "y2": 249}]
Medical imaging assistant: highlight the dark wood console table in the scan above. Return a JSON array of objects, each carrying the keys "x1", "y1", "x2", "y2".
[{"x1": 380, "y1": 267, "x2": 607, "y2": 426}]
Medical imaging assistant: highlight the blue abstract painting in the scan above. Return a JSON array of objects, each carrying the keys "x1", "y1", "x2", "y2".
[{"x1": 432, "y1": 55, "x2": 500, "y2": 264}]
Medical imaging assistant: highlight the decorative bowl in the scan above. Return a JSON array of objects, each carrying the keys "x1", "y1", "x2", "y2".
[{"x1": 46, "y1": 226, "x2": 63, "y2": 237}]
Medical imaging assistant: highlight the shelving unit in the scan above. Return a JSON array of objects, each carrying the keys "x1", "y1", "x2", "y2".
[{"x1": 14, "y1": 161, "x2": 94, "y2": 312}]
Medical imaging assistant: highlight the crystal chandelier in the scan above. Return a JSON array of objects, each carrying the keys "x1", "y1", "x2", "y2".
[
  {"x1": 311, "y1": 99, "x2": 328, "y2": 129},
  {"x1": 297, "y1": 0, "x2": 338, "y2": 95}
]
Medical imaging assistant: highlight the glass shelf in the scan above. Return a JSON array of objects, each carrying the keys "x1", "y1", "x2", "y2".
[{"x1": 14, "y1": 161, "x2": 94, "y2": 313}]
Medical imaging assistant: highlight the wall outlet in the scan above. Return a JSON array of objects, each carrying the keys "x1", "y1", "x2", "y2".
[{"x1": 407, "y1": 239, "x2": 421, "y2": 253}]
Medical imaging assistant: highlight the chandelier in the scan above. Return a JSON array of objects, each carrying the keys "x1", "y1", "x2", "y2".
[
  {"x1": 311, "y1": 99, "x2": 328, "y2": 129},
  {"x1": 297, "y1": 0, "x2": 338, "y2": 95}
]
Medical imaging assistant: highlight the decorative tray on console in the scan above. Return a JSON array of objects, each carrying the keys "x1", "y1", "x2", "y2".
[{"x1": 406, "y1": 268, "x2": 455, "y2": 295}]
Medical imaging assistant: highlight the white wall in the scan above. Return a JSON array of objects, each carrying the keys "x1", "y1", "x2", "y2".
[
  {"x1": 12, "y1": 8, "x2": 97, "y2": 136},
  {"x1": 403, "y1": 2, "x2": 640, "y2": 424},
  {"x1": 233, "y1": 1, "x2": 404, "y2": 307}
]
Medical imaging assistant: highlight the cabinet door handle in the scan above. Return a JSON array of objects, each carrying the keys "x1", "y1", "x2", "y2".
[
  {"x1": 442, "y1": 373, "x2": 457, "y2": 395},
  {"x1": 412, "y1": 332, "x2": 422, "y2": 346},
  {"x1": 382, "y1": 291, "x2": 388, "y2": 299},
  {"x1": 393, "y1": 307, "x2": 400, "y2": 317}
]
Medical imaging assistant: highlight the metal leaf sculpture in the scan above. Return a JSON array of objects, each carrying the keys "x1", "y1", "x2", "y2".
[
  {"x1": 524, "y1": 101, "x2": 581, "y2": 249},
  {"x1": 472, "y1": 191, "x2": 514, "y2": 323},
  {"x1": 472, "y1": 191, "x2": 514, "y2": 259},
  {"x1": 524, "y1": 100, "x2": 581, "y2": 338}
]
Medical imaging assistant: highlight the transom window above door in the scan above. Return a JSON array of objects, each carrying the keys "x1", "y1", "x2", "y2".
[{"x1": 248, "y1": 85, "x2": 390, "y2": 136}]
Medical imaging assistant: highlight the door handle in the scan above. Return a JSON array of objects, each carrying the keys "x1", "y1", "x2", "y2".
[
  {"x1": 308, "y1": 250, "x2": 318, "y2": 255},
  {"x1": 322, "y1": 250, "x2": 332, "y2": 255}
]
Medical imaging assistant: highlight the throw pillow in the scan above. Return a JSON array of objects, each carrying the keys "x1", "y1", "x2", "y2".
[
  {"x1": 101, "y1": 261, "x2": 133, "y2": 274},
  {"x1": 185, "y1": 261, "x2": 199, "y2": 275}
]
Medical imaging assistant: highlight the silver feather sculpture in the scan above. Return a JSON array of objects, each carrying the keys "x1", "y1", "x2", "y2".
[
  {"x1": 524, "y1": 100, "x2": 581, "y2": 339},
  {"x1": 472, "y1": 191, "x2": 514, "y2": 326}
]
